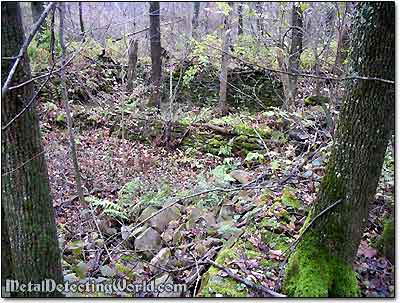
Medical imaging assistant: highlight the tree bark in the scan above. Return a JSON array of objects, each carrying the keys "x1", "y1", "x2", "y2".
[
  {"x1": 149, "y1": 1, "x2": 161, "y2": 108},
  {"x1": 192, "y1": 2, "x2": 200, "y2": 39},
  {"x1": 218, "y1": 2, "x2": 233, "y2": 114},
  {"x1": 283, "y1": 2, "x2": 394, "y2": 297},
  {"x1": 287, "y1": 2, "x2": 303, "y2": 109},
  {"x1": 1, "y1": 2, "x2": 63, "y2": 297},
  {"x1": 126, "y1": 39, "x2": 138, "y2": 91},
  {"x1": 30, "y1": 1, "x2": 47, "y2": 39},
  {"x1": 31, "y1": 1, "x2": 45, "y2": 24},
  {"x1": 78, "y1": 2, "x2": 85, "y2": 40},
  {"x1": 237, "y1": 4, "x2": 243, "y2": 36}
]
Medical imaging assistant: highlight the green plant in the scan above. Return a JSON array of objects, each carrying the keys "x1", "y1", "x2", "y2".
[{"x1": 87, "y1": 196, "x2": 128, "y2": 221}]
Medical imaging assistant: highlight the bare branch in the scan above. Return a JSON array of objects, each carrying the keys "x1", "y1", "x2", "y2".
[{"x1": 1, "y1": 2, "x2": 56, "y2": 98}]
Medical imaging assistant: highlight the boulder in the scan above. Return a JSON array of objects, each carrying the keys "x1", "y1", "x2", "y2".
[
  {"x1": 134, "y1": 227, "x2": 162, "y2": 257},
  {"x1": 149, "y1": 206, "x2": 181, "y2": 233},
  {"x1": 138, "y1": 206, "x2": 159, "y2": 222},
  {"x1": 150, "y1": 248, "x2": 171, "y2": 273}
]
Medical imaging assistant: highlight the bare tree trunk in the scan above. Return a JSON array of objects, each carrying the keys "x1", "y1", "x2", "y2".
[
  {"x1": 283, "y1": 2, "x2": 394, "y2": 297},
  {"x1": 1, "y1": 2, "x2": 63, "y2": 297},
  {"x1": 287, "y1": 2, "x2": 303, "y2": 109},
  {"x1": 78, "y1": 2, "x2": 85, "y2": 40},
  {"x1": 149, "y1": 1, "x2": 161, "y2": 108},
  {"x1": 126, "y1": 39, "x2": 138, "y2": 91},
  {"x1": 237, "y1": 4, "x2": 243, "y2": 36},
  {"x1": 31, "y1": 1, "x2": 45, "y2": 24},
  {"x1": 59, "y1": 2, "x2": 85, "y2": 205},
  {"x1": 192, "y1": 1, "x2": 200, "y2": 39},
  {"x1": 332, "y1": 2, "x2": 350, "y2": 75},
  {"x1": 31, "y1": 1, "x2": 46, "y2": 37},
  {"x1": 218, "y1": 3, "x2": 233, "y2": 114},
  {"x1": 255, "y1": 2, "x2": 264, "y2": 36}
]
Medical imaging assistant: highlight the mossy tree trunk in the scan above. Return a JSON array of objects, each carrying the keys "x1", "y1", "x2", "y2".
[
  {"x1": 283, "y1": 2, "x2": 394, "y2": 297},
  {"x1": 1, "y1": 2, "x2": 63, "y2": 297}
]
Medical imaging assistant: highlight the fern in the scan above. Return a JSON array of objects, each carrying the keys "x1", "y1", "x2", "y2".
[{"x1": 87, "y1": 196, "x2": 128, "y2": 221}]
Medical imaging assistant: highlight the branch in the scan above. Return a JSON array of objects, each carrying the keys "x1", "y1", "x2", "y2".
[
  {"x1": 2, "y1": 62, "x2": 56, "y2": 131},
  {"x1": 206, "y1": 43, "x2": 395, "y2": 85},
  {"x1": 1, "y1": 2, "x2": 56, "y2": 98},
  {"x1": 206, "y1": 259, "x2": 286, "y2": 297}
]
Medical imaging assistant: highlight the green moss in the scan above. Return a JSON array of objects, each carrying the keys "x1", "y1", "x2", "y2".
[
  {"x1": 199, "y1": 246, "x2": 248, "y2": 297},
  {"x1": 261, "y1": 230, "x2": 290, "y2": 251},
  {"x1": 283, "y1": 234, "x2": 359, "y2": 297},
  {"x1": 377, "y1": 218, "x2": 394, "y2": 263}
]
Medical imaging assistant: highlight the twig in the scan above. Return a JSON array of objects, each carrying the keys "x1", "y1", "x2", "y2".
[
  {"x1": 206, "y1": 43, "x2": 394, "y2": 85},
  {"x1": 8, "y1": 36, "x2": 87, "y2": 91},
  {"x1": 1, "y1": 2, "x2": 56, "y2": 98},
  {"x1": 205, "y1": 259, "x2": 286, "y2": 297},
  {"x1": 2, "y1": 62, "x2": 57, "y2": 131}
]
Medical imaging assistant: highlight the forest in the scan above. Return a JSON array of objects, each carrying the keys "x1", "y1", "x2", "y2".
[{"x1": 1, "y1": 1, "x2": 395, "y2": 298}]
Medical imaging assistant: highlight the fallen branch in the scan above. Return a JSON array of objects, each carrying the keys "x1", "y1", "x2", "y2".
[
  {"x1": 2, "y1": 2, "x2": 56, "y2": 98},
  {"x1": 205, "y1": 259, "x2": 286, "y2": 297}
]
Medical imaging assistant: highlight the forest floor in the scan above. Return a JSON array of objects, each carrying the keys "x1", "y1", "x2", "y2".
[{"x1": 38, "y1": 87, "x2": 394, "y2": 297}]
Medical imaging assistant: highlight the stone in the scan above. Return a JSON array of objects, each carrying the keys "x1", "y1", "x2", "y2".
[
  {"x1": 172, "y1": 223, "x2": 185, "y2": 244},
  {"x1": 154, "y1": 274, "x2": 183, "y2": 297},
  {"x1": 149, "y1": 206, "x2": 181, "y2": 233},
  {"x1": 217, "y1": 203, "x2": 236, "y2": 222},
  {"x1": 134, "y1": 227, "x2": 162, "y2": 257},
  {"x1": 138, "y1": 206, "x2": 159, "y2": 222},
  {"x1": 229, "y1": 169, "x2": 253, "y2": 184},
  {"x1": 150, "y1": 248, "x2": 171, "y2": 273}
]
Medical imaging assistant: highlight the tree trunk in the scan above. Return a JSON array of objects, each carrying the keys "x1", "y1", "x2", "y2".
[
  {"x1": 59, "y1": 2, "x2": 85, "y2": 205},
  {"x1": 31, "y1": 1, "x2": 44, "y2": 23},
  {"x1": 149, "y1": 1, "x2": 161, "y2": 108},
  {"x1": 255, "y1": 2, "x2": 264, "y2": 36},
  {"x1": 218, "y1": 2, "x2": 233, "y2": 114},
  {"x1": 126, "y1": 39, "x2": 138, "y2": 91},
  {"x1": 192, "y1": 2, "x2": 200, "y2": 39},
  {"x1": 237, "y1": 4, "x2": 243, "y2": 36},
  {"x1": 283, "y1": 2, "x2": 394, "y2": 297},
  {"x1": 1, "y1": 2, "x2": 63, "y2": 297},
  {"x1": 30, "y1": 1, "x2": 46, "y2": 35},
  {"x1": 287, "y1": 2, "x2": 303, "y2": 109},
  {"x1": 332, "y1": 2, "x2": 350, "y2": 75},
  {"x1": 78, "y1": 2, "x2": 85, "y2": 40}
]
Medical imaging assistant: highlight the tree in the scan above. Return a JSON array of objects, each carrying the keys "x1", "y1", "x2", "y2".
[
  {"x1": 1, "y1": 2, "x2": 63, "y2": 297},
  {"x1": 287, "y1": 2, "x2": 303, "y2": 109},
  {"x1": 218, "y1": 2, "x2": 233, "y2": 114},
  {"x1": 283, "y1": 2, "x2": 394, "y2": 297},
  {"x1": 126, "y1": 39, "x2": 139, "y2": 91},
  {"x1": 237, "y1": 4, "x2": 243, "y2": 36},
  {"x1": 30, "y1": 1, "x2": 46, "y2": 35},
  {"x1": 31, "y1": 1, "x2": 45, "y2": 23},
  {"x1": 192, "y1": 2, "x2": 200, "y2": 39},
  {"x1": 149, "y1": 1, "x2": 161, "y2": 108},
  {"x1": 78, "y1": 2, "x2": 85, "y2": 40}
]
